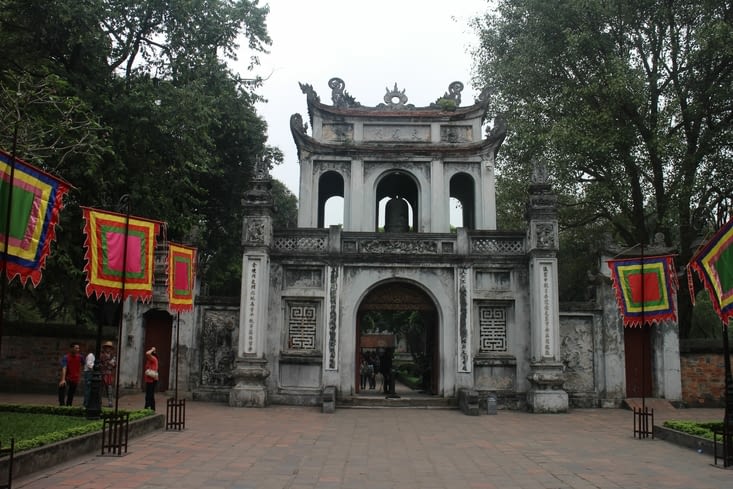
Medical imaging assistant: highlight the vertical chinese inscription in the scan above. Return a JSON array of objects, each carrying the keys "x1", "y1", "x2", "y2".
[
  {"x1": 245, "y1": 259, "x2": 258, "y2": 354},
  {"x1": 459, "y1": 267, "x2": 469, "y2": 372},
  {"x1": 327, "y1": 267, "x2": 339, "y2": 369},
  {"x1": 542, "y1": 264, "x2": 554, "y2": 357}
]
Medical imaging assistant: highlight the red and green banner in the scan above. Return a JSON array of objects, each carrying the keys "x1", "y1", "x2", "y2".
[
  {"x1": 0, "y1": 149, "x2": 71, "y2": 287},
  {"x1": 82, "y1": 207, "x2": 163, "y2": 302},
  {"x1": 608, "y1": 255, "x2": 678, "y2": 327},
  {"x1": 688, "y1": 217, "x2": 733, "y2": 325},
  {"x1": 168, "y1": 242, "x2": 196, "y2": 312}
]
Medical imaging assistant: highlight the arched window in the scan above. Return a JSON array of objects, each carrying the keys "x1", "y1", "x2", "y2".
[
  {"x1": 449, "y1": 173, "x2": 475, "y2": 230},
  {"x1": 318, "y1": 171, "x2": 344, "y2": 228},
  {"x1": 375, "y1": 171, "x2": 419, "y2": 232}
]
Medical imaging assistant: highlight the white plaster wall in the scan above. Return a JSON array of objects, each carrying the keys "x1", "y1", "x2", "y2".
[
  {"x1": 119, "y1": 300, "x2": 197, "y2": 395},
  {"x1": 653, "y1": 321, "x2": 682, "y2": 401}
]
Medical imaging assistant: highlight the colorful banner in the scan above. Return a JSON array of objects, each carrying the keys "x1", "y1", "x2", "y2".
[
  {"x1": 168, "y1": 242, "x2": 196, "y2": 312},
  {"x1": 688, "y1": 217, "x2": 733, "y2": 325},
  {"x1": 82, "y1": 207, "x2": 163, "y2": 302},
  {"x1": 0, "y1": 149, "x2": 71, "y2": 287},
  {"x1": 608, "y1": 255, "x2": 678, "y2": 327}
]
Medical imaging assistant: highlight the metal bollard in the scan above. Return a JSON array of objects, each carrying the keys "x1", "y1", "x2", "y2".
[{"x1": 486, "y1": 394, "x2": 497, "y2": 415}]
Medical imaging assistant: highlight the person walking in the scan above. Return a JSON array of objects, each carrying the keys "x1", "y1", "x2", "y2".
[
  {"x1": 100, "y1": 341, "x2": 116, "y2": 407},
  {"x1": 58, "y1": 342, "x2": 83, "y2": 406},
  {"x1": 82, "y1": 350, "x2": 95, "y2": 408},
  {"x1": 144, "y1": 346, "x2": 159, "y2": 411}
]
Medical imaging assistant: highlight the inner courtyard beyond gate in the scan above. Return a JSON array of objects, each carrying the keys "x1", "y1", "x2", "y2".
[{"x1": 356, "y1": 282, "x2": 439, "y2": 396}]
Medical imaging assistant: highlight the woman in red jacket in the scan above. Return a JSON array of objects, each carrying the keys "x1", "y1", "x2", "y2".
[{"x1": 144, "y1": 347, "x2": 159, "y2": 410}]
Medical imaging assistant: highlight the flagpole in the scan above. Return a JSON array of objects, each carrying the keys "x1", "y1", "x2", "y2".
[
  {"x1": 113, "y1": 194, "x2": 131, "y2": 414},
  {"x1": 175, "y1": 311, "x2": 180, "y2": 401},
  {"x1": 640, "y1": 241, "x2": 646, "y2": 411},
  {"x1": 0, "y1": 121, "x2": 20, "y2": 356}
]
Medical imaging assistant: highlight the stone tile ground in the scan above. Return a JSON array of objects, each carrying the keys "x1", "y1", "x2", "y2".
[{"x1": 1, "y1": 393, "x2": 729, "y2": 489}]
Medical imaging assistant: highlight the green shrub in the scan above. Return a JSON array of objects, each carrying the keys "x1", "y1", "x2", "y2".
[
  {"x1": 0, "y1": 404, "x2": 154, "y2": 452},
  {"x1": 662, "y1": 420, "x2": 724, "y2": 440}
]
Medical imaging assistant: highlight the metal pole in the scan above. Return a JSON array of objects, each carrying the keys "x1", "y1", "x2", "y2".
[
  {"x1": 640, "y1": 242, "x2": 646, "y2": 410},
  {"x1": 175, "y1": 311, "x2": 180, "y2": 400},
  {"x1": 113, "y1": 195, "x2": 131, "y2": 414},
  {"x1": 723, "y1": 322, "x2": 732, "y2": 436},
  {"x1": 0, "y1": 121, "x2": 20, "y2": 356}
]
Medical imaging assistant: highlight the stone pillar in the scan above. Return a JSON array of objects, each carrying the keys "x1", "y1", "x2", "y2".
[
  {"x1": 231, "y1": 156, "x2": 273, "y2": 408},
  {"x1": 430, "y1": 158, "x2": 446, "y2": 232},
  {"x1": 525, "y1": 161, "x2": 568, "y2": 413},
  {"x1": 480, "y1": 152, "x2": 497, "y2": 230}
]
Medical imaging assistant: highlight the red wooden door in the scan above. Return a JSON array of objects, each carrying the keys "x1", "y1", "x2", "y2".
[
  {"x1": 143, "y1": 311, "x2": 173, "y2": 392},
  {"x1": 624, "y1": 325, "x2": 652, "y2": 398}
]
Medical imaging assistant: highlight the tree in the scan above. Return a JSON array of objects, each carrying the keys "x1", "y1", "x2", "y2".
[
  {"x1": 271, "y1": 179, "x2": 298, "y2": 229},
  {"x1": 473, "y1": 0, "x2": 733, "y2": 334},
  {"x1": 0, "y1": 0, "x2": 275, "y2": 320}
]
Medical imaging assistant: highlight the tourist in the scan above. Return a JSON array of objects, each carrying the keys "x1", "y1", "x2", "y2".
[
  {"x1": 58, "y1": 342, "x2": 83, "y2": 406},
  {"x1": 360, "y1": 359, "x2": 369, "y2": 389},
  {"x1": 100, "y1": 340, "x2": 116, "y2": 407},
  {"x1": 82, "y1": 349, "x2": 95, "y2": 408},
  {"x1": 144, "y1": 346, "x2": 159, "y2": 410}
]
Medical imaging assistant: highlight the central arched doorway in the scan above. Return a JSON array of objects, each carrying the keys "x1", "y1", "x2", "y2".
[{"x1": 355, "y1": 281, "x2": 439, "y2": 395}]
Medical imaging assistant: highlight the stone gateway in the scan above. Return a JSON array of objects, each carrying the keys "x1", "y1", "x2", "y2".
[
  {"x1": 230, "y1": 78, "x2": 569, "y2": 412},
  {"x1": 118, "y1": 78, "x2": 682, "y2": 413}
]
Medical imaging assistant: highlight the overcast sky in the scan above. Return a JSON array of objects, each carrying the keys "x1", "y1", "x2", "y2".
[{"x1": 247, "y1": 0, "x2": 489, "y2": 197}]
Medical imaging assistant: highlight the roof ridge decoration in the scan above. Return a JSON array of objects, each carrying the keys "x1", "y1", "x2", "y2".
[
  {"x1": 377, "y1": 83, "x2": 414, "y2": 109},
  {"x1": 329, "y1": 77, "x2": 361, "y2": 108},
  {"x1": 299, "y1": 78, "x2": 483, "y2": 111}
]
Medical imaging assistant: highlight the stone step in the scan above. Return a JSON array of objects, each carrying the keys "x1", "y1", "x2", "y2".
[{"x1": 338, "y1": 395, "x2": 458, "y2": 409}]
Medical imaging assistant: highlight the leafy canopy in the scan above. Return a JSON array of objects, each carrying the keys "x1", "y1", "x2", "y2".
[
  {"x1": 472, "y1": 0, "x2": 733, "y2": 319},
  {"x1": 0, "y1": 0, "x2": 289, "y2": 323}
]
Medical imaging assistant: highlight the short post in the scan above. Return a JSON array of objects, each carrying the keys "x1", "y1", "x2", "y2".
[
  {"x1": 166, "y1": 397, "x2": 186, "y2": 431},
  {"x1": 633, "y1": 406, "x2": 654, "y2": 439},
  {"x1": 101, "y1": 411, "x2": 129, "y2": 456},
  {"x1": 486, "y1": 393, "x2": 497, "y2": 415}
]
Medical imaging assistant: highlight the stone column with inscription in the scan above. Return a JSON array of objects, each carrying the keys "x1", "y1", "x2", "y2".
[
  {"x1": 230, "y1": 157, "x2": 273, "y2": 407},
  {"x1": 525, "y1": 161, "x2": 569, "y2": 413}
]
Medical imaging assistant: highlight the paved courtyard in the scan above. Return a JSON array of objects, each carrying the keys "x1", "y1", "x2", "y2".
[{"x1": 2, "y1": 393, "x2": 730, "y2": 489}]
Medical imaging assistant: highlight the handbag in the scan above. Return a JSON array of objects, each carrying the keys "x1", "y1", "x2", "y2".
[{"x1": 145, "y1": 368, "x2": 159, "y2": 380}]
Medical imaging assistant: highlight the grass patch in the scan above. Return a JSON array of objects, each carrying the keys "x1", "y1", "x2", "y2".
[
  {"x1": 662, "y1": 420, "x2": 724, "y2": 441},
  {"x1": 0, "y1": 404, "x2": 155, "y2": 452}
]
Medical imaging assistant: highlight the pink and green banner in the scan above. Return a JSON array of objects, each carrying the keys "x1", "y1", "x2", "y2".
[
  {"x1": 688, "y1": 217, "x2": 733, "y2": 325},
  {"x1": 608, "y1": 255, "x2": 678, "y2": 327},
  {"x1": 168, "y1": 242, "x2": 196, "y2": 312},
  {"x1": 0, "y1": 149, "x2": 71, "y2": 287},
  {"x1": 82, "y1": 207, "x2": 163, "y2": 302}
]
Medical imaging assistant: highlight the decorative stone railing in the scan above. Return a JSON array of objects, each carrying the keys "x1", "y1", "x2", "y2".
[
  {"x1": 273, "y1": 229, "x2": 329, "y2": 252},
  {"x1": 469, "y1": 233, "x2": 526, "y2": 255},
  {"x1": 271, "y1": 228, "x2": 525, "y2": 257}
]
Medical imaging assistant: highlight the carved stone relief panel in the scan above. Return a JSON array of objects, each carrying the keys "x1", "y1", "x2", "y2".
[
  {"x1": 200, "y1": 309, "x2": 238, "y2": 386},
  {"x1": 314, "y1": 160, "x2": 351, "y2": 179},
  {"x1": 440, "y1": 125, "x2": 473, "y2": 143},
  {"x1": 244, "y1": 218, "x2": 266, "y2": 244},
  {"x1": 363, "y1": 124, "x2": 430, "y2": 142},
  {"x1": 560, "y1": 315, "x2": 595, "y2": 392},
  {"x1": 475, "y1": 270, "x2": 511, "y2": 291},
  {"x1": 322, "y1": 123, "x2": 354, "y2": 142},
  {"x1": 533, "y1": 222, "x2": 557, "y2": 250},
  {"x1": 284, "y1": 267, "x2": 324, "y2": 289}
]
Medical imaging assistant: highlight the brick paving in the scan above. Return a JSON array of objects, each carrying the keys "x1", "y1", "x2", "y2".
[{"x1": 1, "y1": 392, "x2": 730, "y2": 489}]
